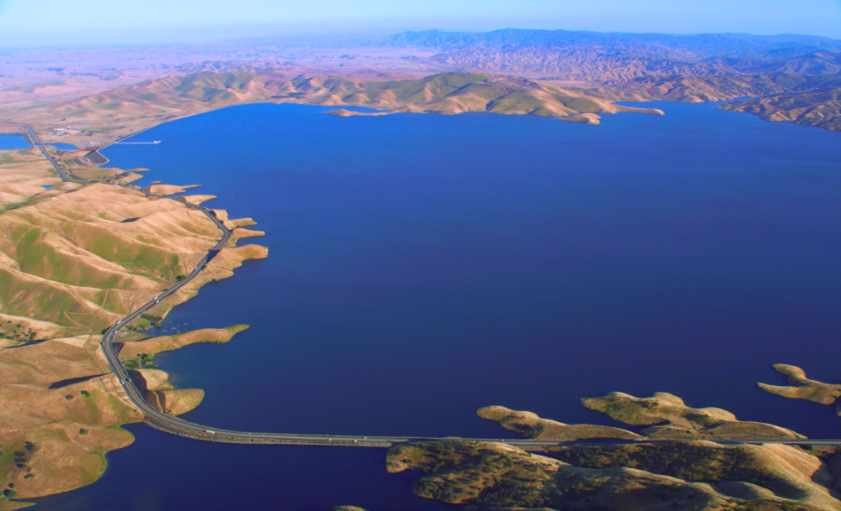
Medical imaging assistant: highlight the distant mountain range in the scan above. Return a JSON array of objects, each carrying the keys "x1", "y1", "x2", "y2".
[
  {"x1": 380, "y1": 29, "x2": 841, "y2": 130},
  {"x1": 383, "y1": 29, "x2": 841, "y2": 79},
  {"x1": 387, "y1": 29, "x2": 841, "y2": 60},
  {"x1": 1, "y1": 28, "x2": 838, "y2": 130}
]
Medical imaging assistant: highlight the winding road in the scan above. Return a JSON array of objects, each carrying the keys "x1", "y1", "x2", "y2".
[{"x1": 21, "y1": 124, "x2": 841, "y2": 449}]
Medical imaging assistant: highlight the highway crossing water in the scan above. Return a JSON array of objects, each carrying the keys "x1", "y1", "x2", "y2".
[{"x1": 34, "y1": 102, "x2": 841, "y2": 510}]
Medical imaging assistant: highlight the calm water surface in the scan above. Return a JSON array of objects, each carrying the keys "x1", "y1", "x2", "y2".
[
  {"x1": 0, "y1": 134, "x2": 32, "y2": 150},
  {"x1": 34, "y1": 102, "x2": 841, "y2": 510},
  {"x1": 0, "y1": 134, "x2": 77, "y2": 151}
]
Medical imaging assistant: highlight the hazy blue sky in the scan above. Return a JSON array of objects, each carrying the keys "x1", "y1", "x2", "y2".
[{"x1": 1, "y1": 0, "x2": 839, "y2": 47}]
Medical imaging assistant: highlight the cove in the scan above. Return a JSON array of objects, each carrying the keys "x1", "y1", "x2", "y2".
[
  {"x1": 0, "y1": 134, "x2": 33, "y2": 150},
  {"x1": 0, "y1": 134, "x2": 77, "y2": 151},
  {"x1": 34, "y1": 102, "x2": 841, "y2": 510}
]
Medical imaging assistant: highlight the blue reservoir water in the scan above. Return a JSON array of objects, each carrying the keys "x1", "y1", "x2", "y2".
[
  {"x1": 0, "y1": 134, "x2": 32, "y2": 150},
  {"x1": 34, "y1": 102, "x2": 841, "y2": 510},
  {"x1": 0, "y1": 134, "x2": 76, "y2": 151}
]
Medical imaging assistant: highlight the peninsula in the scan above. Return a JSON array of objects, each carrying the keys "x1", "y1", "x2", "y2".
[
  {"x1": 387, "y1": 390, "x2": 841, "y2": 511},
  {"x1": 0, "y1": 127, "x2": 267, "y2": 508}
]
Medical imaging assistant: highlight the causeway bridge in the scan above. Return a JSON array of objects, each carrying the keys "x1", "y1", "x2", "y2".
[{"x1": 22, "y1": 124, "x2": 841, "y2": 450}]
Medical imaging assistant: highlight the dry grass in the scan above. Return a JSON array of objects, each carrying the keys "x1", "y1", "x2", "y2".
[
  {"x1": 758, "y1": 364, "x2": 841, "y2": 414},
  {"x1": 0, "y1": 148, "x2": 62, "y2": 211},
  {"x1": 477, "y1": 405, "x2": 641, "y2": 441},
  {"x1": 389, "y1": 438, "x2": 839, "y2": 510},
  {"x1": 582, "y1": 392, "x2": 805, "y2": 440},
  {"x1": 119, "y1": 325, "x2": 249, "y2": 358},
  {"x1": 0, "y1": 160, "x2": 264, "y2": 506}
]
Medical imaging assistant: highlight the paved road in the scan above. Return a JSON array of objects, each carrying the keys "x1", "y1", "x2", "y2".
[
  {"x1": 20, "y1": 124, "x2": 841, "y2": 449},
  {"x1": 26, "y1": 125, "x2": 78, "y2": 183}
]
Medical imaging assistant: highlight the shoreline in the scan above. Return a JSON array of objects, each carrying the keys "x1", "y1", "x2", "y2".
[
  {"x1": 15, "y1": 68, "x2": 835, "y2": 155},
  {"x1": 0, "y1": 123, "x2": 269, "y2": 508},
  {"x1": 1, "y1": 96, "x2": 840, "y2": 509},
  {"x1": 64, "y1": 107, "x2": 841, "y2": 449}
]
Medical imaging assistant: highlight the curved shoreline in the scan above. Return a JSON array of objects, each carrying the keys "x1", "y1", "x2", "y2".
[{"x1": 18, "y1": 122, "x2": 841, "y2": 450}]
